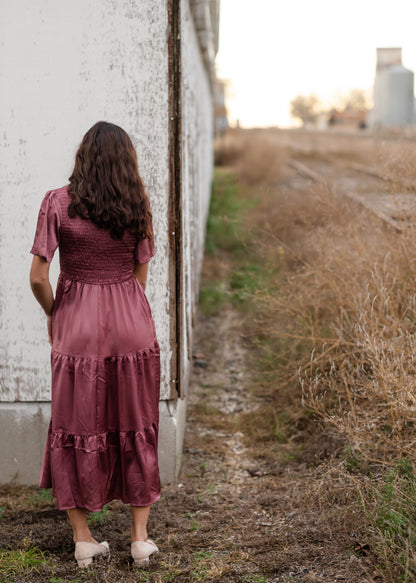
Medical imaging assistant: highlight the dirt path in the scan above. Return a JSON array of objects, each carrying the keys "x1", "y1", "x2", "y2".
[{"x1": 161, "y1": 305, "x2": 380, "y2": 583}]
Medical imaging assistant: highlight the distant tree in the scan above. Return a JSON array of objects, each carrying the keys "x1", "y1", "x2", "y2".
[
  {"x1": 290, "y1": 94, "x2": 321, "y2": 125},
  {"x1": 337, "y1": 89, "x2": 369, "y2": 111}
]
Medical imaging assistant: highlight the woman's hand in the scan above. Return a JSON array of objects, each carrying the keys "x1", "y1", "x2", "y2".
[{"x1": 47, "y1": 315, "x2": 53, "y2": 346}]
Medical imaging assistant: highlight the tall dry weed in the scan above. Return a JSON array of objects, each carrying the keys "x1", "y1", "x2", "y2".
[
  {"x1": 375, "y1": 140, "x2": 416, "y2": 194},
  {"x1": 215, "y1": 130, "x2": 288, "y2": 185},
  {"x1": 217, "y1": 128, "x2": 416, "y2": 579},
  {"x1": 258, "y1": 180, "x2": 416, "y2": 463},
  {"x1": 225, "y1": 130, "x2": 416, "y2": 464},
  {"x1": 302, "y1": 232, "x2": 416, "y2": 462}
]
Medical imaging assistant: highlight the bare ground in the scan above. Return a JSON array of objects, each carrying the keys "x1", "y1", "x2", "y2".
[{"x1": 0, "y1": 306, "x2": 382, "y2": 582}]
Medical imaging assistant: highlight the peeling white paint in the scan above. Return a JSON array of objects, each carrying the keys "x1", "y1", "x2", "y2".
[
  {"x1": 0, "y1": 0, "x2": 171, "y2": 402},
  {"x1": 180, "y1": 0, "x2": 215, "y2": 394},
  {"x1": 0, "y1": 0, "x2": 218, "y2": 484}
]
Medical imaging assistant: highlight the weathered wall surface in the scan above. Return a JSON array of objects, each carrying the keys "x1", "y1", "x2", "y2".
[
  {"x1": 179, "y1": 0, "x2": 215, "y2": 394},
  {"x1": 0, "y1": 0, "x2": 174, "y2": 484},
  {"x1": 0, "y1": 0, "x2": 171, "y2": 403},
  {"x1": 157, "y1": 0, "x2": 217, "y2": 481},
  {"x1": 190, "y1": 0, "x2": 220, "y2": 87},
  {"x1": 0, "y1": 0, "x2": 218, "y2": 485}
]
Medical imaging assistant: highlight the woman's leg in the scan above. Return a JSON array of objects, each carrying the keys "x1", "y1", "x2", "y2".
[
  {"x1": 131, "y1": 505, "x2": 151, "y2": 542},
  {"x1": 67, "y1": 508, "x2": 94, "y2": 543}
]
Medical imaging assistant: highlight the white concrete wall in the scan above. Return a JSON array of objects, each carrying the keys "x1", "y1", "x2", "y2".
[
  {"x1": 0, "y1": 0, "x2": 171, "y2": 403},
  {"x1": 157, "y1": 0, "x2": 215, "y2": 481},
  {"x1": 0, "y1": 0, "x2": 174, "y2": 484},
  {"x1": 0, "y1": 0, "x2": 217, "y2": 485},
  {"x1": 190, "y1": 0, "x2": 220, "y2": 86},
  {"x1": 180, "y1": 0, "x2": 214, "y2": 393}
]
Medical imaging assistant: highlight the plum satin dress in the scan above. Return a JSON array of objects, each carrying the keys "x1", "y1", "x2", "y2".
[{"x1": 30, "y1": 186, "x2": 161, "y2": 511}]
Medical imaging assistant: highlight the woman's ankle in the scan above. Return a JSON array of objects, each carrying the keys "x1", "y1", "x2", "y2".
[
  {"x1": 130, "y1": 504, "x2": 151, "y2": 542},
  {"x1": 130, "y1": 526, "x2": 147, "y2": 542},
  {"x1": 73, "y1": 529, "x2": 95, "y2": 543},
  {"x1": 67, "y1": 508, "x2": 94, "y2": 544}
]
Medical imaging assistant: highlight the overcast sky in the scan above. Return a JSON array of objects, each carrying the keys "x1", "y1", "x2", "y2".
[{"x1": 216, "y1": 0, "x2": 416, "y2": 127}]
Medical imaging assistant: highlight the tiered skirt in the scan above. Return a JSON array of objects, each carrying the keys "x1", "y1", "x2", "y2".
[{"x1": 39, "y1": 274, "x2": 161, "y2": 511}]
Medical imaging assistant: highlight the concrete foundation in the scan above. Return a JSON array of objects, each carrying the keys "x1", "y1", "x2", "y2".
[
  {"x1": 1, "y1": 399, "x2": 187, "y2": 486},
  {"x1": 158, "y1": 398, "x2": 188, "y2": 484},
  {"x1": 0, "y1": 403, "x2": 50, "y2": 484}
]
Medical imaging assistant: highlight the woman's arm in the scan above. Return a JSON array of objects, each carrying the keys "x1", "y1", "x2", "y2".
[
  {"x1": 30, "y1": 255, "x2": 54, "y2": 316},
  {"x1": 133, "y1": 261, "x2": 149, "y2": 291}
]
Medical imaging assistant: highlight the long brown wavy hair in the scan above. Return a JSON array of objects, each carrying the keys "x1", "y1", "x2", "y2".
[{"x1": 68, "y1": 121, "x2": 153, "y2": 240}]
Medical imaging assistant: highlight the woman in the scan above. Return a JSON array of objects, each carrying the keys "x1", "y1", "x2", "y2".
[{"x1": 29, "y1": 121, "x2": 160, "y2": 568}]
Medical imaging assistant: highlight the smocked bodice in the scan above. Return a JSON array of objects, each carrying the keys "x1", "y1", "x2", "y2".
[
  {"x1": 59, "y1": 210, "x2": 137, "y2": 284},
  {"x1": 30, "y1": 185, "x2": 155, "y2": 283}
]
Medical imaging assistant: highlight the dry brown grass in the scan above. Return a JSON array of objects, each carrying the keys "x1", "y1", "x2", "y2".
[
  {"x1": 275, "y1": 194, "x2": 416, "y2": 459},
  {"x1": 375, "y1": 140, "x2": 416, "y2": 193},
  {"x1": 217, "y1": 128, "x2": 416, "y2": 580},
  {"x1": 225, "y1": 128, "x2": 416, "y2": 465},
  {"x1": 215, "y1": 129, "x2": 289, "y2": 185}
]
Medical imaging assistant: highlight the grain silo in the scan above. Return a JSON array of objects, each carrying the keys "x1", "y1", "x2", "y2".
[{"x1": 373, "y1": 48, "x2": 414, "y2": 127}]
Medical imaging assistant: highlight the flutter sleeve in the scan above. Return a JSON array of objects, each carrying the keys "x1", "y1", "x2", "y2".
[
  {"x1": 30, "y1": 190, "x2": 61, "y2": 262},
  {"x1": 134, "y1": 236, "x2": 156, "y2": 264}
]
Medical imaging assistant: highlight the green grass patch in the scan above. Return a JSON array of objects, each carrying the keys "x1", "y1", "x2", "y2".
[
  {"x1": 199, "y1": 280, "x2": 229, "y2": 315},
  {"x1": 28, "y1": 488, "x2": 54, "y2": 507},
  {"x1": 201, "y1": 167, "x2": 296, "y2": 444},
  {"x1": 201, "y1": 170, "x2": 266, "y2": 316},
  {"x1": 87, "y1": 504, "x2": 110, "y2": 525},
  {"x1": 230, "y1": 262, "x2": 265, "y2": 303},
  {"x1": 364, "y1": 458, "x2": 416, "y2": 581},
  {"x1": 205, "y1": 169, "x2": 254, "y2": 255},
  {"x1": 201, "y1": 166, "x2": 318, "y2": 461},
  {"x1": 191, "y1": 551, "x2": 214, "y2": 581},
  {"x1": 0, "y1": 547, "x2": 49, "y2": 581}
]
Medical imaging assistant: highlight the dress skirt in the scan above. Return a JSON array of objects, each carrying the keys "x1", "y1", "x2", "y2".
[{"x1": 38, "y1": 274, "x2": 161, "y2": 511}]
